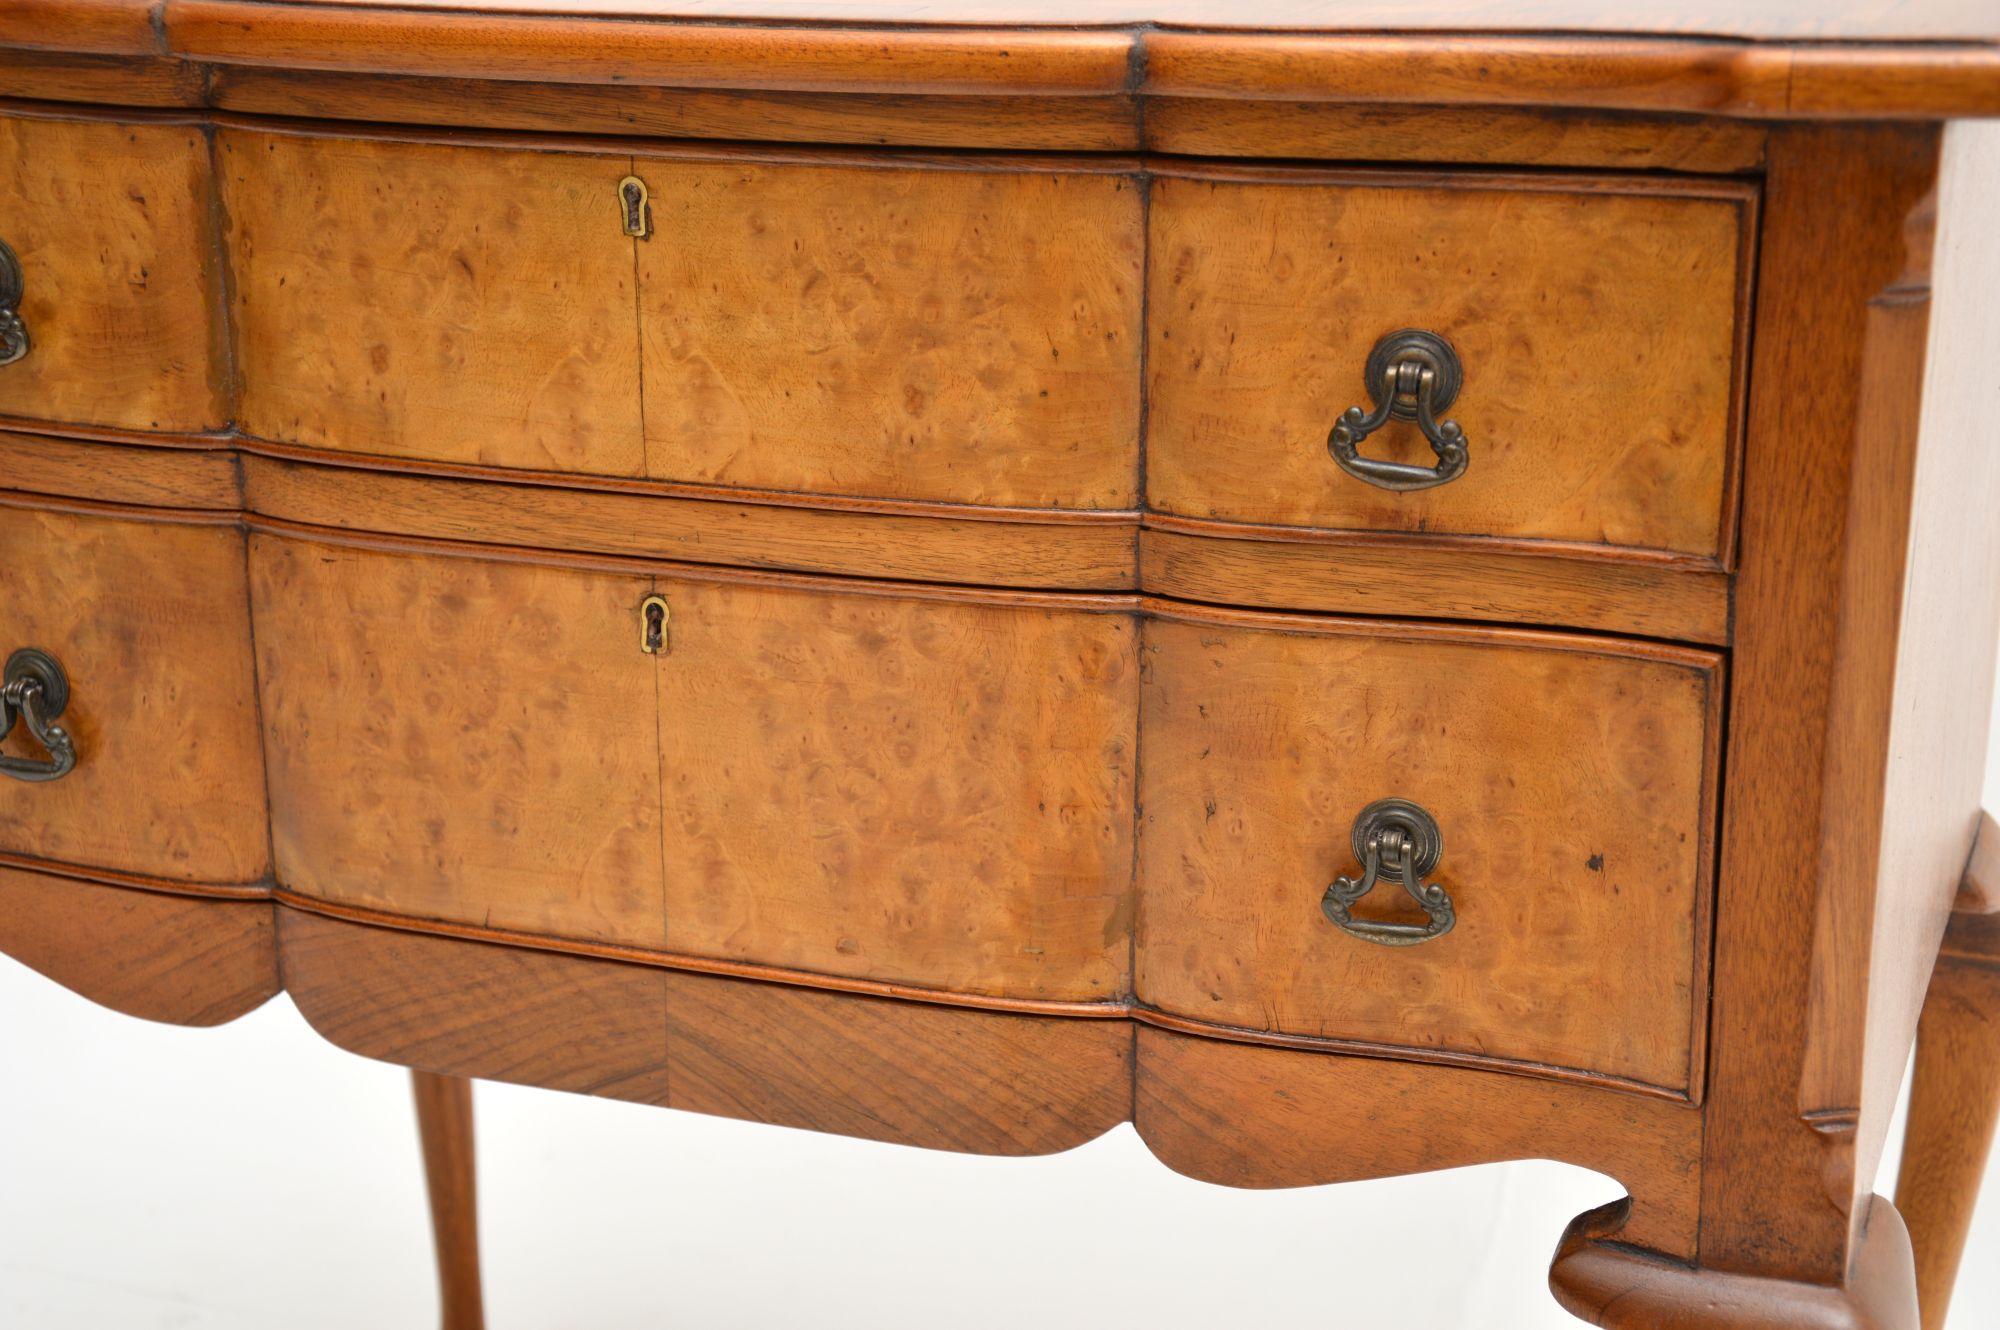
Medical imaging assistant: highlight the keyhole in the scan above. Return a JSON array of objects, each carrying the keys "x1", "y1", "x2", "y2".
[
  {"x1": 618, "y1": 175, "x2": 651, "y2": 239},
  {"x1": 639, "y1": 595, "x2": 669, "y2": 654}
]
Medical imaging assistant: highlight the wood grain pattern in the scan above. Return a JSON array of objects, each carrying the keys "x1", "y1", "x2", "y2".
[
  {"x1": 1147, "y1": 168, "x2": 1749, "y2": 560},
  {"x1": 1842, "y1": 120, "x2": 2000, "y2": 1240},
  {"x1": 664, "y1": 969, "x2": 1131, "y2": 1153},
  {"x1": 634, "y1": 156, "x2": 1141, "y2": 509},
  {"x1": 274, "y1": 886, "x2": 1122, "y2": 1018},
  {"x1": 1141, "y1": 33, "x2": 1796, "y2": 111},
  {"x1": 6, "y1": 431, "x2": 1742, "y2": 641},
  {"x1": 280, "y1": 906, "x2": 674, "y2": 1103},
  {"x1": 252, "y1": 530, "x2": 1136, "y2": 999},
  {"x1": 655, "y1": 573, "x2": 1133, "y2": 1000},
  {"x1": 1137, "y1": 605, "x2": 1720, "y2": 1093},
  {"x1": 250, "y1": 533, "x2": 668, "y2": 947},
  {"x1": 0, "y1": 430, "x2": 238, "y2": 510},
  {"x1": 410, "y1": 1071, "x2": 485, "y2": 1330},
  {"x1": 0, "y1": 0, "x2": 159, "y2": 57},
  {"x1": 0, "y1": 430, "x2": 236, "y2": 508},
  {"x1": 1144, "y1": 100, "x2": 1767, "y2": 173},
  {"x1": 282, "y1": 908, "x2": 1131, "y2": 1155},
  {"x1": 5, "y1": 42, "x2": 1992, "y2": 1319},
  {"x1": 1794, "y1": 132, "x2": 1947, "y2": 1218},
  {"x1": 1135, "y1": 1028, "x2": 1701, "y2": 1257},
  {"x1": 208, "y1": 69, "x2": 1143, "y2": 152},
  {"x1": 171, "y1": 4, "x2": 1137, "y2": 95},
  {"x1": 221, "y1": 126, "x2": 1143, "y2": 512},
  {"x1": 0, "y1": 501, "x2": 269, "y2": 882},
  {"x1": 0, "y1": 110, "x2": 223, "y2": 433},
  {"x1": 1141, "y1": 32, "x2": 2000, "y2": 120},
  {"x1": 197, "y1": 73, "x2": 1775, "y2": 168},
  {"x1": 1699, "y1": 123, "x2": 1944, "y2": 1284},
  {"x1": 241, "y1": 453, "x2": 1138, "y2": 591},
  {"x1": 222, "y1": 127, "x2": 644, "y2": 473},
  {"x1": 1896, "y1": 915, "x2": 2000, "y2": 1330},
  {"x1": 0, "y1": 866, "x2": 277, "y2": 1025},
  {"x1": 652, "y1": 582, "x2": 1127, "y2": 1003},
  {"x1": 276, "y1": 904, "x2": 1721, "y2": 1190},
  {"x1": 155, "y1": 0, "x2": 2000, "y2": 42},
  {"x1": 1140, "y1": 523, "x2": 1729, "y2": 645},
  {"x1": 1550, "y1": 1194, "x2": 1919, "y2": 1329},
  {"x1": 0, "y1": 51, "x2": 205, "y2": 106},
  {"x1": 1787, "y1": 46, "x2": 2000, "y2": 119},
  {"x1": 6, "y1": 1, "x2": 2000, "y2": 119},
  {"x1": 150, "y1": 4, "x2": 2000, "y2": 118}
]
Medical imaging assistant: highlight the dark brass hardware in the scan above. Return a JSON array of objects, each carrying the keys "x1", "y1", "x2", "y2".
[
  {"x1": 1321, "y1": 798, "x2": 1455, "y2": 947},
  {"x1": 0, "y1": 239, "x2": 29, "y2": 367},
  {"x1": 1, "y1": 648, "x2": 76, "y2": 782},
  {"x1": 1327, "y1": 329, "x2": 1469, "y2": 493},
  {"x1": 618, "y1": 175, "x2": 652, "y2": 239},
  {"x1": 639, "y1": 594, "x2": 670, "y2": 654}
]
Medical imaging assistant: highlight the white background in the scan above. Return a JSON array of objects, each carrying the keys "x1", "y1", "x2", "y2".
[{"x1": 6, "y1": 770, "x2": 2000, "y2": 1330}]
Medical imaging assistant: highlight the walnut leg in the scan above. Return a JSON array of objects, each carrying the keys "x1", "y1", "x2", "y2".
[
  {"x1": 412, "y1": 1070, "x2": 486, "y2": 1330},
  {"x1": 1895, "y1": 909, "x2": 2000, "y2": 1330}
]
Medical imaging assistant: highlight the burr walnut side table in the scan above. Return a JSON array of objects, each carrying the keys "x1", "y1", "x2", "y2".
[{"x1": 4, "y1": 3, "x2": 2000, "y2": 1326}]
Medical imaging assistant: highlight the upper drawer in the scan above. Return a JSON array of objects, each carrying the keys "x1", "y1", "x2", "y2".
[
  {"x1": 222, "y1": 128, "x2": 1143, "y2": 510},
  {"x1": 0, "y1": 503, "x2": 268, "y2": 884},
  {"x1": 1147, "y1": 168, "x2": 1753, "y2": 562},
  {"x1": 0, "y1": 113, "x2": 224, "y2": 433}
]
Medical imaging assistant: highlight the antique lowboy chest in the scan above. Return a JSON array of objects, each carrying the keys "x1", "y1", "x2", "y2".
[{"x1": 4, "y1": 2, "x2": 2000, "y2": 1326}]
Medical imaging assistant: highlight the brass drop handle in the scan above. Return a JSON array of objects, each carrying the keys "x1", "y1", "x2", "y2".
[
  {"x1": 1327, "y1": 329, "x2": 1469, "y2": 493},
  {"x1": 0, "y1": 239, "x2": 29, "y2": 367},
  {"x1": 1321, "y1": 798, "x2": 1455, "y2": 947},
  {"x1": 1, "y1": 649, "x2": 77, "y2": 782}
]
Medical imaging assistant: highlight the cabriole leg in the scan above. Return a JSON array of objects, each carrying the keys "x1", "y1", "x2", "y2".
[
  {"x1": 1896, "y1": 905, "x2": 2000, "y2": 1330},
  {"x1": 412, "y1": 1070, "x2": 486, "y2": 1330}
]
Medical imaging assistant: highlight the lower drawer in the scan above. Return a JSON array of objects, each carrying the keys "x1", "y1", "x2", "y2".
[
  {"x1": 248, "y1": 532, "x2": 1137, "y2": 1002},
  {"x1": 1136, "y1": 607, "x2": 1722, "y2": 1096},
  {"x1": 6, "y1": 490, "x2": 1722, "y2": 1093},
  {"x1": 0, "y1": 503, "x2": 268, "y2": 883}
]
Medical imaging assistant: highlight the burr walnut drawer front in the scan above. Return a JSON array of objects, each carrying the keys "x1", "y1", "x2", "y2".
[
  {"x1": 0, "y1": 504, "x2": 268, "y2": 884},
  {"x1": 247, "y1": 533, "x2": 1136, "y2": 1001},
  {"x1": 0, "y1": 112, "x2": 224, "y2": 433},
  {"x1": 1147, "y1": 168, "x2": 1755, "y2": 562},
  {"x1": 220, "y1": 128, "x2": 1143, "y2": 511},
  {"x1": 1136, "y1": 609, "x2": 1724, "y2": 1096}
]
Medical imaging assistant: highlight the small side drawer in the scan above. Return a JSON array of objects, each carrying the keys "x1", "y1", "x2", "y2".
[
  {"x1": 1136, "y1": 606, "x2": 1722, "y2": 1095},
  {"x1": 1147, "y1": 167, "x2": 1753, "y2": 562},
  {"x1": 0, "y1": 503, "x2": 268, "y2": 883},
  {"x1": 0, "y1": 112, "x2": 224, "y2": 432}
]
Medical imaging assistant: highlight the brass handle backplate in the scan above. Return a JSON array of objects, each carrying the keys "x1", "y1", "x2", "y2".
[
  {"x1": 1327, "y1": 329, "x2": 1469, "y2": 493},
  {"x1": 0, "y1": 239, "x2": 28, "y2": 367},
  {"x1": 1, "y1": 648, "x2": 77, "y2": 782},
  {"x1": 1321, "y1": 798, "x2": 1455, "y2": 947}
]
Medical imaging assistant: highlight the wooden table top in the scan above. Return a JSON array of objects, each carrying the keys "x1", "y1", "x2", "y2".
[
  {"x1": 22, "y1": 0, "x2": 2000, "y2": 38},
  {"x1": 7, "y1": 0, "x2": 2000, "y2": 118}
]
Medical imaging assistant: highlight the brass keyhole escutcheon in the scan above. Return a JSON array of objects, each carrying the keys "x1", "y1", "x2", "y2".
[
  {"x1": 618, "y1": 175, "x2": 652, "y2": 239},
  {"x1": 639, "y1": 595, "x2": 670, "y2": 655}
]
